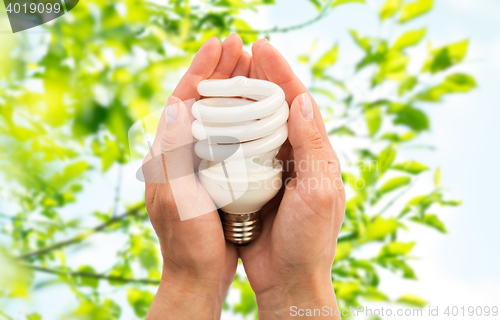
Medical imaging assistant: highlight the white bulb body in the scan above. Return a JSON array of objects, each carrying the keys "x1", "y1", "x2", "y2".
[{"x1": 191, "y1": 76, "x2": 289, "y2": 216}]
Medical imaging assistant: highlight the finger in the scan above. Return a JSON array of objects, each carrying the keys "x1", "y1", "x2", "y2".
[
  {"x1": 257, "y1": 42, "x2": 340, "y2": 168},
  {"x1": 250, "y1": 39, "x2": 268, "y2": 80},
  {"x1": 151, "y1": 96, "x2": 196, "y2": 192},
  {"x1": 172, "y1": 37, "x2": 222, "y2": 101},
  {"x1": 142, "y1": 95, "x2": 176, "y2": 185},
  {"x1": 210, "y1": 33, "x2": 243, "y2": 79},
  {"x1": 157, "y1": 96, "x2": 201, "y2": 217},
  {"x1": 288, "y1": 93, "x2": 330, "y2": 184},
  {"x1": 143, "y1": 96, "x2": 194, "y2": 207},
  {"x1": 257, "y1": 42, "x2": 305, "y2": 104},
  {"x1": 231, "y1": 51, "x2": 251, "y2": 77},
  {"x1": 249, "y1": 60, "x2": 257, "y2": 79}
]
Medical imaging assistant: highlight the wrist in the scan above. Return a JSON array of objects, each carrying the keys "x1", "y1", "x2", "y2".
[
  {"x1": 146, "y1": 266, "x2": 226, "y2": 320},
  {"x1": 255, "y1": 270, "x2": 341, "y2": 319}
]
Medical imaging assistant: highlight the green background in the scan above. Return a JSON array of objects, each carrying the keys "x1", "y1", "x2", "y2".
[{"x1": 1, "y1": 0, "x2": 496, "y2": 319}]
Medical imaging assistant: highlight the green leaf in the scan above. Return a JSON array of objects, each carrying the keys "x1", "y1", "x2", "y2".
[
  {"x1": 381, "y1": 131, "x2": 417, "y2": 142},
  {"x1": 434, "y1": 168, "x2": 441, "y2": 187},
  {"x1": 330, "y1": 0, "x2": 366, "y2": 8},
  {"x1": 76, "y1": 265, "x2": 99, "y2": 289},
  {"x1": 68, "y1": 298, "x2": 121, "y2": 320},
  {"x1": 380, "y1": 176, "x2": 411, "y2": 194},
  {"x1": 349, "y1": 30, "x2": 371, "y2": 52},
  {"x1": 393, "y1": 106, "x2": 429, "y2": 131},
  {"x1": 379, "y1": 0, "x2": 403, "y2": 20},
  {"x1": 310, "y1": 87, "x2": 336, "y2": 100},
  {"x1": 397, "y1": 294, "x2": 427, "y2": 307},
  {"x1": 393, "y1": 29, "x2": 426, "y2": 50},
  {"x1": 399, "y1": 76, "x2": 418, "y2": 95},
  {"x1": 312, "y1": 44, "x2": 338, "y2": 77},
  {"x1": 445, "y1": 73, "x2": 477, "y2": 90},
  {"x1": 362, "y1": 287, "x2": 389, "y2": 301},
  {"x1": 127, "y1": 289, "x2": 154, "y2": 318},
  {"x1": 411, "y1": 214, "x2": 447, "y2": 233},
  {"x1": 109, "y1": 264, "x2": 133, "y2": 286},
  {"x1": 400, "y1": 192, "x2": 442, "y2": 217},
  {"x1": 61, "y1": 161, "x2": 91, "y2": 184},
  {"x1": 233, "y1": 275, "x2": 257, "y2": 315},
  {"x1": 373, "y1": 50, "x2": 409, "y2": 84},
  {"x1": 378, "y1": 145, "x2": 397, "y2": 173},
  {"x1": 416, "y1": 73, "x2": 477, "y2": 101},
  {"x1": 360, "y1": 160, "x2": 380, "y2": 188},
  {"x1": 423, "y1": 40, "x2": 469, "y2": 73},
  {"x1": 102, "y1": 299, "x2": 121, "y2": 319},
  {"x1": 92, "y1": 138, "x2": 122, "y2": 171},
  {"x1": 388, "y1": 102, "x2": 405, "y2": 113},
  {"x1": 365, "y1": 107, "x2": 382, "y2": 137},
  {"x1": 377, "y1": 257, "x2": 417, "y2": 279},
  {"x1": 329, "y1": 125, "x2": 355, "y2": 136},
  {"x1": 335, "y1": 242, "x2": 353, "y2": 261},
  {"x1": 399, "y1": 0, "x2": 434, "y2": 23},
  {"x1": 333, "y1": 281, "x2": 361, "y2": 299},
  {"x1": 27, "y1": 313, "x2": 42, "y2": 320},
  {"x1": 379, "y1": 241, "x2": 415, "y2": 257},
  {"x1": 298, "y1": 55, "x2": 309, "y2": 63},
  {"x1": 400, "y1": 131, "x2": 418, "y2": 141},
  {"x1": 392, "y1": 161, "x2": 429, "y2": 174},
  {"x1": 307, "y1": 0, "x2": 322, "y2": 11},
  {"x1": 138, "y1": 246, "x2": 160, "y2": 270},
  {"x1": 360, "y1": 217, "x2": 398, "y2": 243},
  {"x1": 231, "y1": 19, "x2": 258, "y2": 44},
  {"x1": 441, "y1": 199, "x2": 462, "y2": 206}
]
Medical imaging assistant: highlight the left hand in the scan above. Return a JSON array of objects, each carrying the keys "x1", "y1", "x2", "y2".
[{"x1": 144, "y1": 34, "x2": 252, "y2": 320}]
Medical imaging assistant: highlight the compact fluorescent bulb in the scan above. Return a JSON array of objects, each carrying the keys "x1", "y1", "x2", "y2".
[{"x1": 191, "y1": 76, "x2": 289, "y2": 245}]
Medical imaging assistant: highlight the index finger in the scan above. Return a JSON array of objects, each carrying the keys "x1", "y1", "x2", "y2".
[{"x1": 172, "y1": 37, "x2": 222, "y2": 101}]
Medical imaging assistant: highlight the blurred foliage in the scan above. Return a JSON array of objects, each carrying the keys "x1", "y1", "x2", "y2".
[{"x1": 0, "y1": 0, "x2": 474, "y2": 319}]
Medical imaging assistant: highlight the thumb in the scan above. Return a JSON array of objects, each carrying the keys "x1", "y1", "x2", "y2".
[
  {"x1": 156, "y1": 95, "x2": 207, "y2": 221},
  {"x1": 160, "y1": 95, "x2": 195, "y2": 183},
  {"x1": 288, "y1": 93, "x2": 329, "y2": 184},
  {"x1": 142, "y1": 96, "x2": 193, "y2": 184}
]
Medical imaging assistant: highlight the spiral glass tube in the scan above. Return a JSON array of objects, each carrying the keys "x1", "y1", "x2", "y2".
[{"x1": 191, "y1": 76, "x2": 288, "y2": 245}]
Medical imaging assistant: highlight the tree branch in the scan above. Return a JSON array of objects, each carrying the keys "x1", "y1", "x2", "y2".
[
  {"x1": 112, "y1": 166, "x2": 123, "y2": 217},
  {"x1": 376, "y1": 183, "x2": 414, "y2": 217},
  {"x1": 233, "y1": 0, "x2": 335, "y2": 34},
  {"x1": 0, "y1": 310, "x2": 14, "y2": 320},
  {"x1": 22, "y1": 263, "x2": 160, "y2": 285},
  {"x1": 18, "y1": 204, "x2": 146, "y2": 260}
]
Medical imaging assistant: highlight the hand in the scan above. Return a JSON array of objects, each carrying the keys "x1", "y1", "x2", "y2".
[
  {"x1": 239, "y1": 40, "x2": 346, "y2": 319},
  {"x1": 143, "y1": 34, "x2": 252, "y2": 320}
]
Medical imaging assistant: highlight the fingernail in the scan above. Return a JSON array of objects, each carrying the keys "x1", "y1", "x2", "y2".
[
  {"x1": 166, "y1": 97, "x2": 178, "y2": 123},
  {"x1": 300, "y1": 93, "x2": 313, "y2": 120}
]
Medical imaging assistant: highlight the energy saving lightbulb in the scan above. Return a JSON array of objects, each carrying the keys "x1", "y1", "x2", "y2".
[{"x1": 191, "y1": 76, "x2": 289, "y2": 245}]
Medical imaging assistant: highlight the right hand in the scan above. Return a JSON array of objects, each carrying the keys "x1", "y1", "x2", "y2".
[{"x1": 239, "y1": 40, "x2": 346, "y2": 319}]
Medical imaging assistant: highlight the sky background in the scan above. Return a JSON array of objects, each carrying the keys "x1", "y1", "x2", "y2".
[{"x1": 2, "y1": 0, "x2": 499, "y2": 319}]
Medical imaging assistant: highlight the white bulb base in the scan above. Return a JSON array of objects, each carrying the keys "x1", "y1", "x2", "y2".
[{"x1": 198, "y1": 156, "x2": 282, "y2": 245}]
